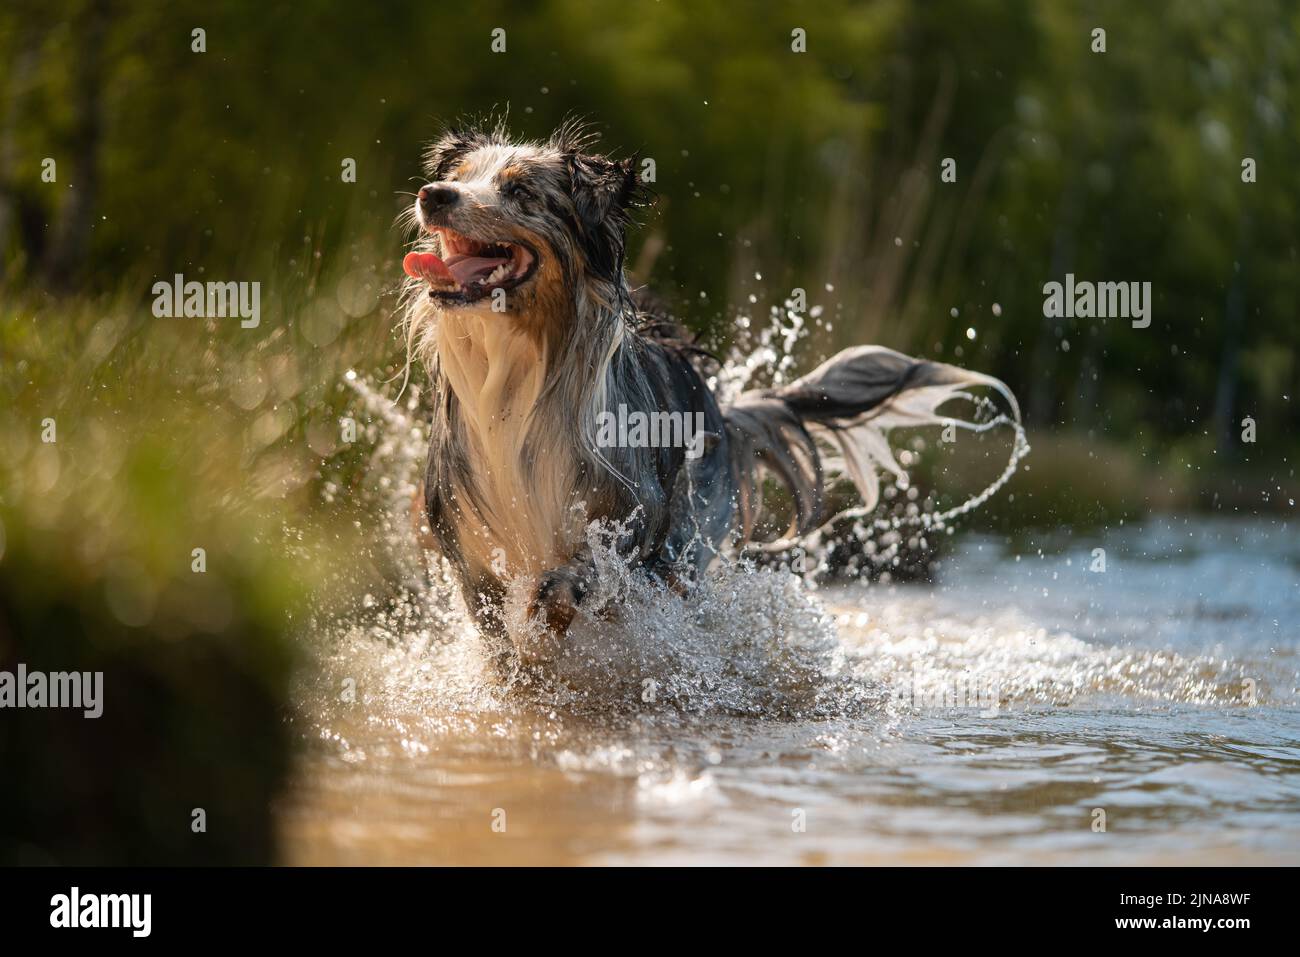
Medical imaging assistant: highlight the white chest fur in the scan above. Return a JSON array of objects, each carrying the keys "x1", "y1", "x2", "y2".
[{"x1": 435, "y1": 313, "x2": 577, "y2": 577}]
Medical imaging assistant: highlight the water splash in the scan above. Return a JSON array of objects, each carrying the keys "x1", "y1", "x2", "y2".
[
  {"x1": 830, "y1": 591, "x2": 1273, "y2": 710},
  {"x1": 299, "y1": 282, "x2": 1042, "y2": 720},
  {"x1": 294, "y1": 358, "x2": 899, "y2": 726},
  {"x1": 300, "y1": 363, "x2": 1251, "y2": 738},
  {"x1": 716, "y1": 299, "x2": 1031, "y2": 578},
  {"x1": 711, "y1": 295, "x2": 810, "y2": 401},
  {"x1": 499, "y1": 514, "x2": 886, "y2": 717}
]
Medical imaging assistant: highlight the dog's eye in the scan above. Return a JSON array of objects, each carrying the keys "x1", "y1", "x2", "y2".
[{"x1": 501, "y1": 180, "x2": 531, "y2": 201}]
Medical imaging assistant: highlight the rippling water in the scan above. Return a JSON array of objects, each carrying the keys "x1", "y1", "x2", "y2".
[{"x1": 280, "y1": 510, "x2": 1300, "y2": 865}]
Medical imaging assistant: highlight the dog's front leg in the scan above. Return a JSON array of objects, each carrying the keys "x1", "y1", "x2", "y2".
[{"x1": 526, "y1": 549, "x2": 595, "y2": 643}]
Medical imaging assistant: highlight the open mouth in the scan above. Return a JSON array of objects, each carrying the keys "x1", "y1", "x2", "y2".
[{"x1": 403, "y1": 227, "x2": 538, "y2": 304}]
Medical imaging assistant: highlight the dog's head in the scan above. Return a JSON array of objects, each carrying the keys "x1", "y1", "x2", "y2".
[{"x1": 404, "y1": 120, "x2": 642, "y2": 329}]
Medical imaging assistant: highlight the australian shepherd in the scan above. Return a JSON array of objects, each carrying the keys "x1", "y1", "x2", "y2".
[{"x1": 401, "y1": 120, "x2": 1019, "y2": 666}]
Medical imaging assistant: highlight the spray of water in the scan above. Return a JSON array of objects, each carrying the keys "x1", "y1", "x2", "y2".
[
  {"x1": 295, "y1": 301, "x2": 1041, "y2": 725},
  {"x1": 714, "y1": 298, "x2": 1031, "y2": 578},
  {"x1": 303, "y1": 296, "x2": 1271, "y2": 740}
]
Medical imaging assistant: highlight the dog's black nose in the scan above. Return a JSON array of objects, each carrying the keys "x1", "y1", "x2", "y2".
[{"x1": 418, "y1": 184, "x2": 459, "y2": 214}]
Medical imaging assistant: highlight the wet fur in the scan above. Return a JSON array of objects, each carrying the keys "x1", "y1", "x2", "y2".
[{"x1": 402, "y1": 120, "x2": 1018, "y2": 665}]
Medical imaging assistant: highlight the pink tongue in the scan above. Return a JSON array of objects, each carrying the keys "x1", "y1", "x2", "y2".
[
  {"x1": 402, "y1": 251, "x2": 454, "y2": 283},
  {"x1": 446, "y1": 255, "x2": 509, "y2": 284}
]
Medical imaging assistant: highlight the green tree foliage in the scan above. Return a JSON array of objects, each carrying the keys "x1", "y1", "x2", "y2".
[{"x1": 1, "y1": 0, "x2": 1296, "y2": 454}]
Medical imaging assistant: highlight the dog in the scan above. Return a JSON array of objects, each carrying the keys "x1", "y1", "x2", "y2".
[{"x1": 401, "y1": 119, "x2": 1019, "y2": 664}]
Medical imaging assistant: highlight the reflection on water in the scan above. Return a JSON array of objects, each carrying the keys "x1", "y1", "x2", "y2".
[{"x1": 280, "y1": 515, "x2": 1300, "y2": 865}]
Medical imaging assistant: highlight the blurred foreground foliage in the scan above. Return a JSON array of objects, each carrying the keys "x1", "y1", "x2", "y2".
[{"x1": 0, "y1": 293, "x2": 382, "y2": 863}]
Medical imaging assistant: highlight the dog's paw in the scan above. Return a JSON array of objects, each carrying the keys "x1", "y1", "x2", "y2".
[{"x1": 526, "y1": 568, "x2": 588, "y2": 638}]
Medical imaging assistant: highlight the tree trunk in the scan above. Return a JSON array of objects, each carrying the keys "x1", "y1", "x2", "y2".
[
  {"x1": 1026, "y1": 169, "x2": 1084, "y2": 427},
  {"x1": 1212, "y1": 220, "x2": 1251, "y2": 459},
  {"x1": 0, "y1": 25, "x2": 42, "y2": 283},
  {"x1": 41, "y1": 0, "x2": 113, "y2": 292}
]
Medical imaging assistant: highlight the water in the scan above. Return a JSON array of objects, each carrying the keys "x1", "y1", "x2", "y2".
[{"x1": 282, "y1": 403, "x2": 1300, "y2": 864}]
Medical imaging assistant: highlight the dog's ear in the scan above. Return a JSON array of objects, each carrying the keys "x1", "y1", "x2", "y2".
[
  {"x1": 423, "y1": 128, "x2": 488, "y2": 180},
  {"x1": 566, "y1": 153, "x2": 641, "y2": 227}
]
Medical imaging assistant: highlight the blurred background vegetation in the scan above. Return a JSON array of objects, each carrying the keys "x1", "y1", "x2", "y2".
[{"x1": 1, "y1": 0, "x2": 1297, "y2": 861}]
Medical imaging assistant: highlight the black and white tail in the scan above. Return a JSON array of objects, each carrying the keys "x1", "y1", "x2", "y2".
[{"x1": 723, "y1": 345, "x2": 1024, "y2": 547}]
